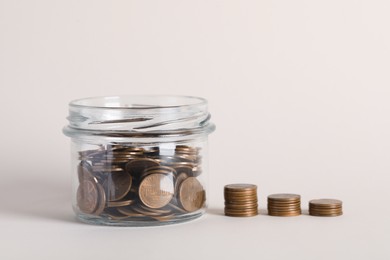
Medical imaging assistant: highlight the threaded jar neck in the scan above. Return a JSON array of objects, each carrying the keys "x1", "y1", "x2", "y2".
[{"x1": 63, "y1": 96, "x2": 215, "y2": 141}]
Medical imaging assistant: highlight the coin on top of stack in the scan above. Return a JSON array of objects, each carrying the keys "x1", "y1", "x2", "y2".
[
  {"x1": 224, "y1": 184, "x2": 258, "y2": 217},
  {"x1": 267, "y1": 193, "x2": 301, "y2": 217},
  {"x1": 309, "y1": 199, "x2": 343, "y2": 217}
]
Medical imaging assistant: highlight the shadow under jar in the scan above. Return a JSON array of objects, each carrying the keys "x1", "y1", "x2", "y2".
[{"x1": 63, "y1": 96, "x2": 215, "y2": 226}]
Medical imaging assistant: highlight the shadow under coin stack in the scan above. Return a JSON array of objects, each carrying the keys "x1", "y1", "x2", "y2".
[
  {"x1": 309, "y1": 199, "x2": 343, "y2": 217},
  {"x1": 76, "y1": 145, "x2": 206, "y2": 222},
  {"x1": 267, "y1": 193, "x2": 301, "y2": 217},
  {"x1": 224, "y1": 184, "x2": 258, "y2": 217}
]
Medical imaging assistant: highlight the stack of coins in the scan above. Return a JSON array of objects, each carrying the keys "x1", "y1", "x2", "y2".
[
  {"x1": 309, "y1": 199, "x2": 343, "y2": 217},
  {"x1": 267, "y1": 193, "x2": 301, "y2": 216},
  {"x1": 76, "y1": 144, "x2": 206, "y2": 222},
  {"x1": 224, "y1": 184, "x2": 258, "y2": 217}
]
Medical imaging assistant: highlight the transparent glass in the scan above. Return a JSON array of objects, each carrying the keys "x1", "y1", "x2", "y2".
[{"x1": 63, "y1": 96, "x2": 215, "y2": 226}]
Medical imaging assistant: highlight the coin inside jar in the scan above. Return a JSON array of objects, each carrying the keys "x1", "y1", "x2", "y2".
[
  {"x1": 78, "y1": 161, "x2": 96, "y2": 183},
  {"x1": 125, "y1": 158, "x2": 160, "y2": 179},
  {"x1": 77, "y1": 180, "x2": 99, "y2": 214},
  {"x1": 103, "y1": 171, "x2": 132, "y2": 201},
  {"x1": 139, "y1": 173, "x2": 175, "y2": 209},
  {"x1": 178, "y1": 177, "x2": 205, "y2": 212}
]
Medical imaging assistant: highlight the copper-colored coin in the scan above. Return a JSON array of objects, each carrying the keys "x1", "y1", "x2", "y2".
[
  {"x1": 150, "y1": 214, "x2": 175, "y2": 221},
  {"x1": 225, "y1": 205, "x2": 258, "y2": 211},
  {"x1": 139, "y1": 173, "x2": 174, "y2": 209},
  {"x1": 309, "y1": 212, "x2": 343, "y2": 217},
  {"x1": 268, "y1": 203, "x2": 301, "y2": 208},
  {"x1": 93, "y1": 183, "x2": 106, "y2": 215},
  {"x1": 225, "y1": 201, "x2": 258, "y2": 206},
  {"x1": 268, "y1": 211, "x2": 301, "y2": 217},
  {"x1": 92, "y1": 166, "x2": 124, "y2": 173},
  {"x1": 224, "y1": 211, "x2": 258, "y2": 217},
  {"x1": 310, "y1": 210, "x2": 343, "y2": 215},
  {"x1": 225, "y1": 208, "x2": 258, "y2": 213},
  {"x1": 309, "y1": 199, "x2": 342, "y2": 207},
  {"x1": 225, "y1": 194, "x2": 258, "y2": 200},
  {"x1": 173, "y1": 166, "x2": 193, "y2": 176},
  {"x1": 117, "y1": 207, "x2": 145, "y2": 217},
  {"x1": 309, "y1": 205, "x2": 343, "y2": 210},
  {"x1": 269, "y1": 208, "x2": 301, "y2": 213},
  {"x1": 77, "y1": 180, "x2": 99, "y2": 214},
  {"x1": 141, "y1": 166, "x2": 176, "y2": 178},
  {"x1": 125, "y1": 158, "x2": 159, "y2": 178},
  {"x1": 167, "y1": 202, "x2": 187, "y2": 214},
  {"x1": 107, "y1": 199, "x2": 135, "y2": 208},
  {"x1": 77, "y1": 161, "x2": 96, "y2": 183},
  {"x1": 103, "y1": 171, "x2": 132, "y2": 201},
  {"x1": 131, "y1": 205, "x2": 164, "y2": 216},
  {"x1": 138, "y1": 204, "x2": 172, "y2": 215},
  {"x1": 225, "y1": 199, "x2": 259, "y2": 204},
  {"x1": 178, "y1": 177, "x2": 205, "y2": 212},
  {"x1": 224, "y1": 184, "x2": 257, "y2": 192},
  {"x1": 175, "y1": 172, "x2": 189, "y2": 193},
  {"x1": 268, "y1": 193, "x2": 301, "y2": 201}
]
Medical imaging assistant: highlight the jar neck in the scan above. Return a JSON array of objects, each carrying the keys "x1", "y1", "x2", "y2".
[{"x1": 63, "y1": 96, "x2": 215, "y2": 142}]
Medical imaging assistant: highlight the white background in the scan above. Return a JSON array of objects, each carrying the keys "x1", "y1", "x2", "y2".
[{"x1": 1, "y1": 0, "x2": 389, "y2": 259}]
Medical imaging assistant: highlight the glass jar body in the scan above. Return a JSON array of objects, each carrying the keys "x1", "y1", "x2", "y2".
[
  {"x1": 70, "y1": 137, "x2": 209, "y2": 226},
  {"x1": 64, "y1": 96, "x2": 214, "y2": 226}
]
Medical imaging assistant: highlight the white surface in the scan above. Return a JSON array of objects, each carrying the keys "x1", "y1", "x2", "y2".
[{"x1": 1, "y1": 1, "x2": 390, "y2": 259}]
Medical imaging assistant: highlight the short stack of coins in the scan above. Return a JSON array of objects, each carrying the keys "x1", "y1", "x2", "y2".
[
  {"x1": 224, "y1": 184, "x2": 258, "y2": 217},
  {"x1": 76, "y1": 144, "x2": 206, "y2": 222},
  {"x1": 309, "y1": 199, "x2": 343, "y2": 217},
  {"x1": 267, "y1": 193, "x2": 301, "y2": 217}
]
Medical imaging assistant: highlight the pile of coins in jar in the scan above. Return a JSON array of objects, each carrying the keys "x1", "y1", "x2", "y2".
[
  {"x1": 76, "y1": 144, "x2": 205, "y2": 222},
  {"x1": 223, "y1": 184, "x2": 343, "y2": 217}
]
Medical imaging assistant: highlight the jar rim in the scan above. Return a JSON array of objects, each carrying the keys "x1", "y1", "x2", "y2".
[{"x1": 69, "y1": 95, "x2": 208, "y2": 110}]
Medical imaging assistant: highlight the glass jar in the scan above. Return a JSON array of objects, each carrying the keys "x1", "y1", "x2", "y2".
[{"x1": 63, "y1": 95, "x2": 215, "y2": 226}]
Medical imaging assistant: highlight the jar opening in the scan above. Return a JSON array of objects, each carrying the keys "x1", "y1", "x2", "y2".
[
  {"x1": 70, "y1": 95, "x2": 207, "y2": 110},
  {"x1": 64, "y1": 95, "x2": 215, "y2": 141}
]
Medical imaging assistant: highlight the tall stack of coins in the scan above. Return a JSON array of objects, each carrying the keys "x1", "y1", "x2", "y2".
[
  {"x1": 309, "y1": 199, "x2": 343, "y2": 217},
  {"x1": 267, "y1": 193, "x2": 301, "y2": 217},
  {"x1": 76, "y1": 144, "x2": 206, "y2": 222},
  {"x1": 224, "y1": 184, "x2": 258, "y2": 217}
]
